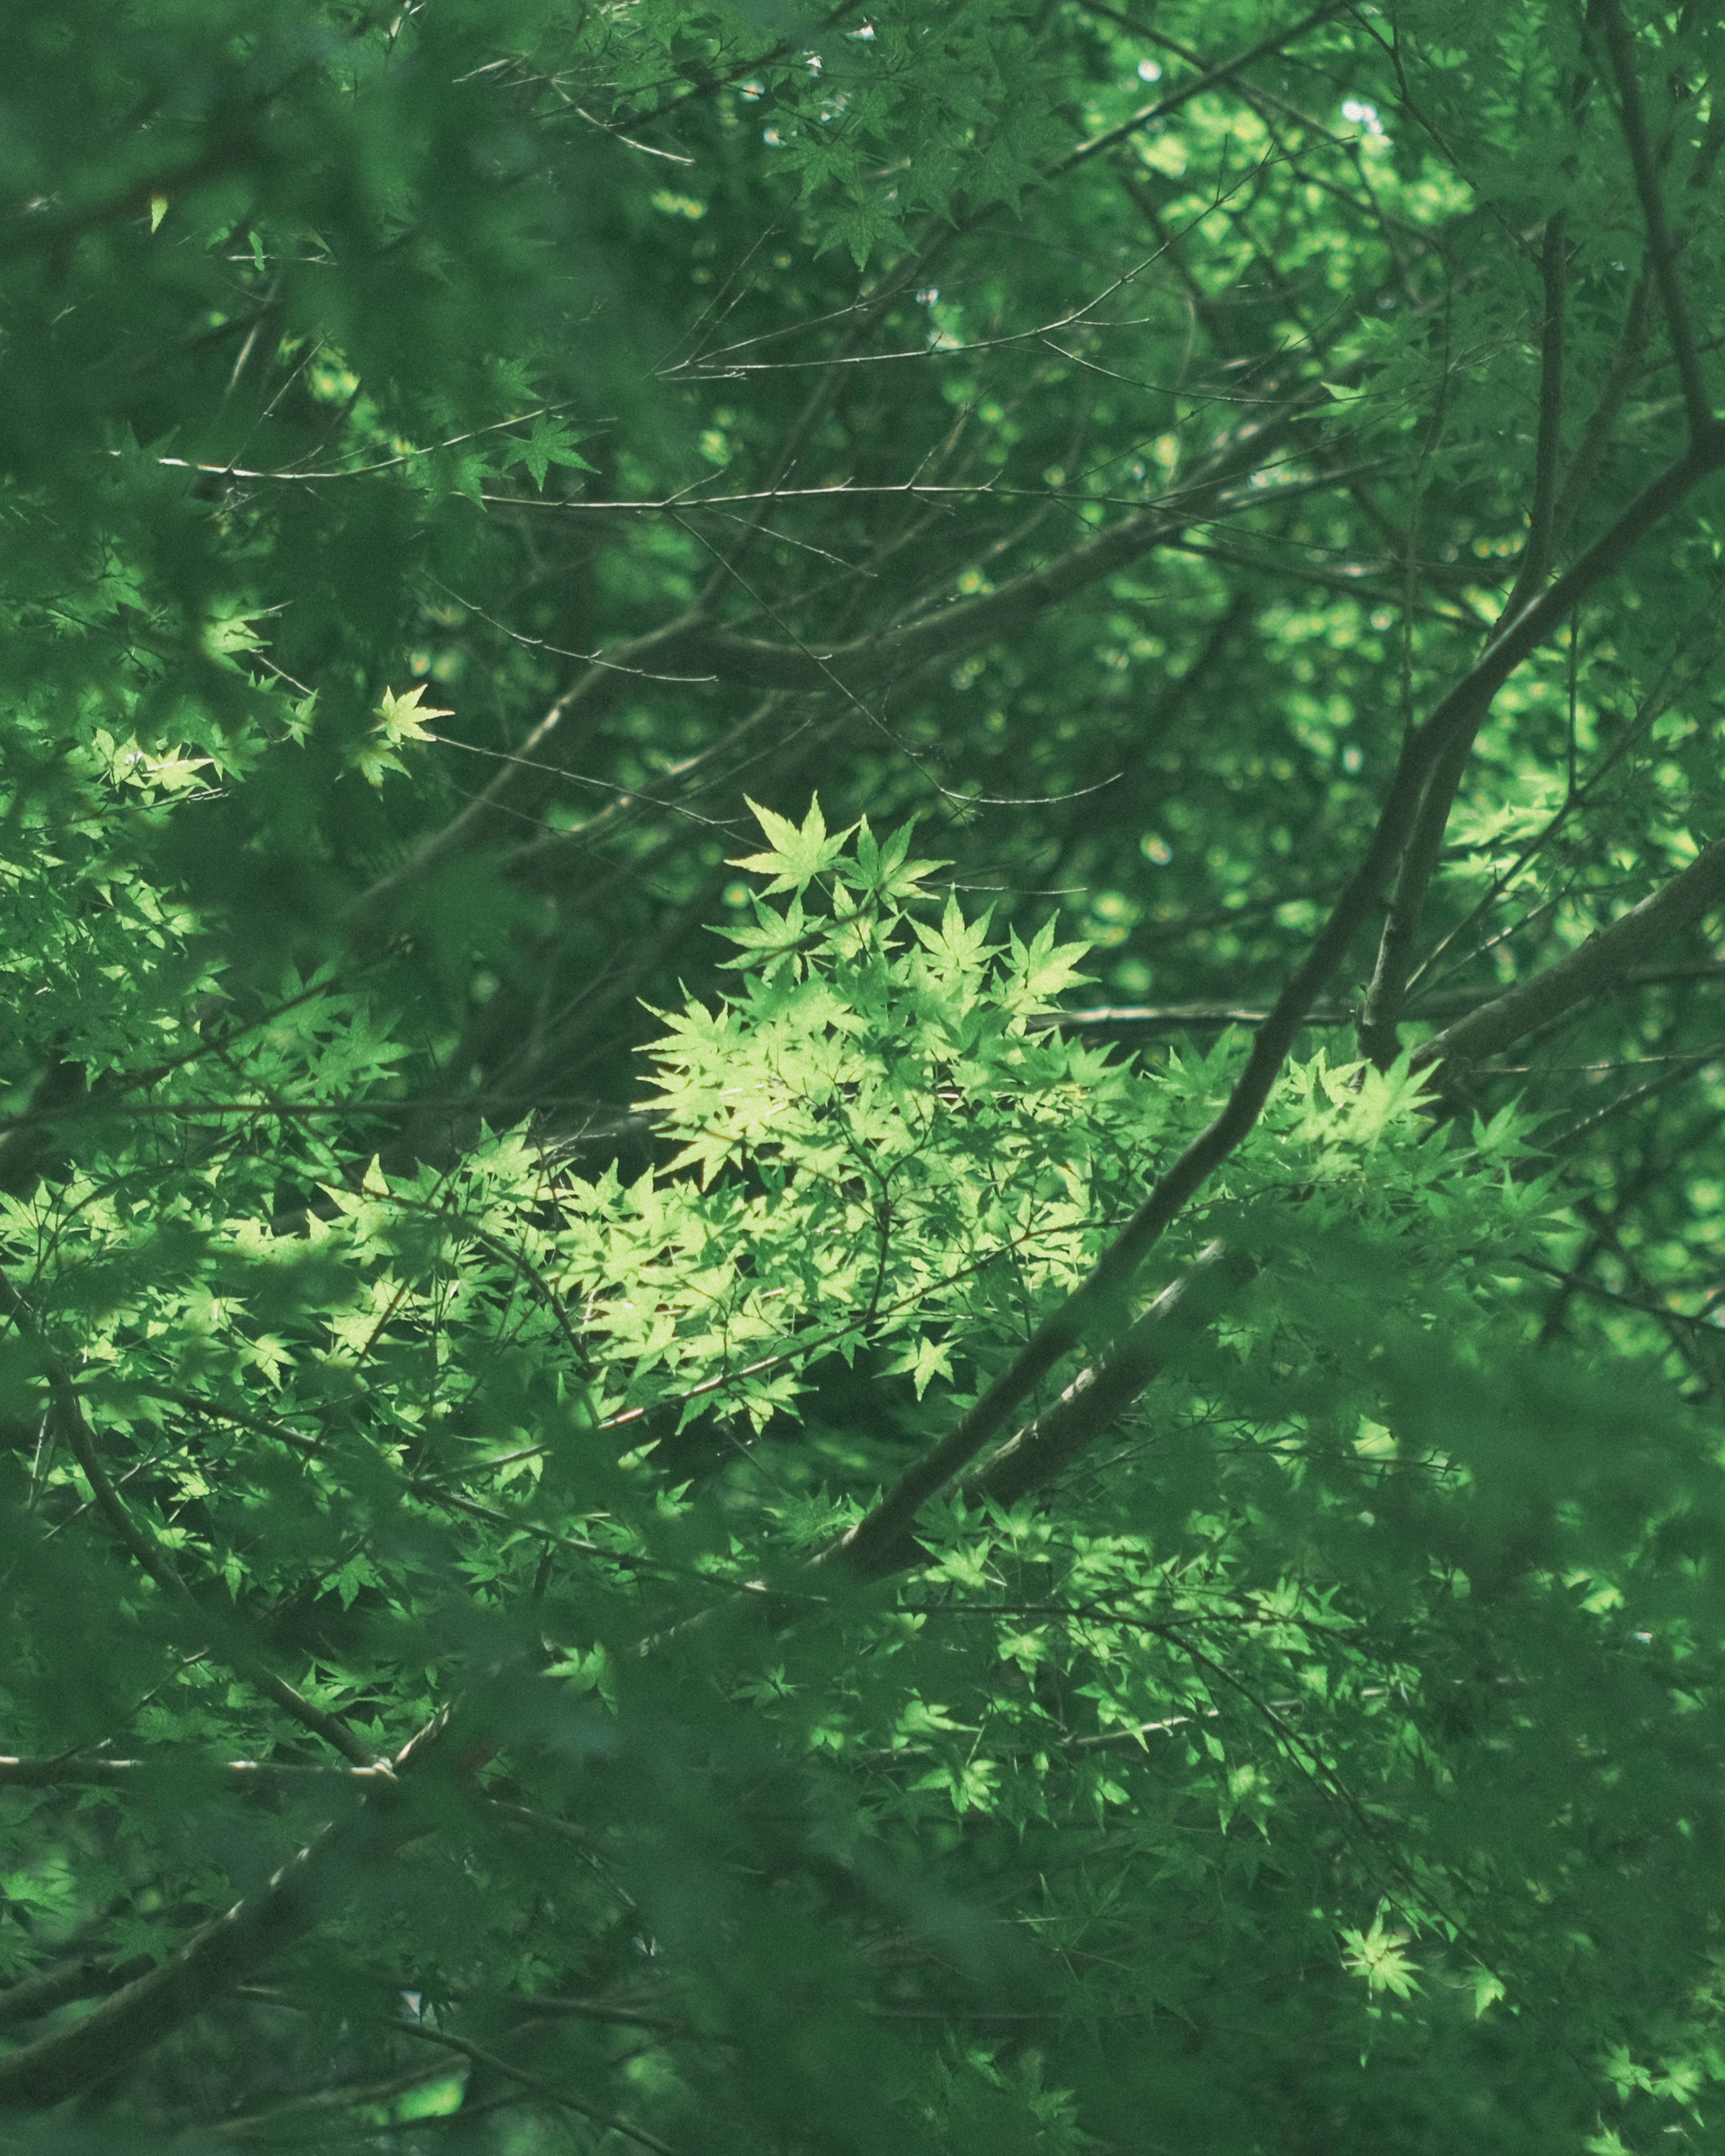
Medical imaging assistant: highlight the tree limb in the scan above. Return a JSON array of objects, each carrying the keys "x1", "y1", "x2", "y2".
[
  {"x1": 1597, "y1": 0, "x2": 1713, "y2": 439},
  {"x1": 1050, "y1": 0, "x2": 1355, "y2": 180},
  {"x1": 1412, "y1": 834, "x2": 1725, "y2": 1074},
  {"x1": 1359, "y1": 209, "x2": 1570, "y2": 1069},
  {"x1": 346, "y1": 388, "x2": 1329, "y2": 933},
  {"x1": 0, "y1": 1711, "x2": 450, "y2": 2108},
  {"x1": 836, "y1": 1246, "x2": 1234, "y2": 1581},
  {"x1": 0, "y1": 1276, "x2": 381, "y2": 1770},
  {"x1": 823, "y1": 423, "x2": 1725, "y2": 1573}
]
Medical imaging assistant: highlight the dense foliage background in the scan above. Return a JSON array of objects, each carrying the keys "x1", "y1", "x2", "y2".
[{"x1": 7, "y1": 0, "x2": 1725, "y2": 2147}]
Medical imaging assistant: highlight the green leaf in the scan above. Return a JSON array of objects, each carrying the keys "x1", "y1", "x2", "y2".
[
  {"x1": 504, "y1": 414, "x2": 596, "y2": 490},
  {"x1": 729, "y1": 795, "x2": 854, "y2": 894}
]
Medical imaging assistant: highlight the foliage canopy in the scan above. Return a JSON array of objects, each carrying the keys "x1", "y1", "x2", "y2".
[{"x1": 8, "y1": 2, "x2": 1725, "y2": 2151}]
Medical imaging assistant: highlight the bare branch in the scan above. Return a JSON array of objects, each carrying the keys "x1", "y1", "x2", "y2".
[
  {"x1": 0, "y1": 1753, "x2": 392, "y2": 1790},
  {"x1": 346, "y1": 398, "x2": 1325, "y2": 931},
  {"x1": 1046, "y1": 963, "x2": 1725, "y2": 1038},
  {"x1": 1049, "y1": 0, "x2": 1355, "y2": 180}
]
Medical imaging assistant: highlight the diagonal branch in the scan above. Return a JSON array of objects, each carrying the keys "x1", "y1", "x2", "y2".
[
  {"x1": 836, "y1": 1246, "x2": 1236, "y2": 1582},
  {"x1": 1049, "y1": 0, "x2": 1355, "y2": 180},
  {"x1": 0, "y1": 1275, "x2": 380, "y2": 1769},
  {"x1": 72, "y1": 799, "x2": 1725, "y2": 2090},
  {"x1": 0, "y1": 1711, "x2": 451, "y2": 2108},
  {"x1": 396, "y1": 2021, "x2": 681, "y2": 2156},
  {"x1": 843, "y1": 838, "x2": 1725, "y2": 1584},
  {"x1": 823, "y1": 424, "x2": 1725, "y2": 1577},
  {"x1": 1411, "y1": 833, "x2": 1725, "y2": 1074}
]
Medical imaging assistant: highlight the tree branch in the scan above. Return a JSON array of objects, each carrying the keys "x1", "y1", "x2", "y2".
[
  {"x1": 1412, "y1": 834, "x2": 1725, "y2": 1074},
  {"x1": 1049, "y1": 0, "x2": 1355, "y2": 180},
  {"x1": 1048, "y1": 963, "x2": 1725, "y2": 1036},
  {"x1": 1551, "y1": 265, "x2": 1652, "y2": 544},
  {"x1": 842, "y1": 830, "x2": 1725, "y2": 1582},
  {"x1": 1359, "y1": 209, "x2": 1570, "y2": 1069},
  {"x1": 0, "y1": 1275, "x2": 382, "y2": 1772},
  {"x1": 1598, "y1": 0, "x2": 1713, "y2": 439},
  {"x1": 347, "y1": 386, "x2": 1332, "y2": 934},
  {"x1": 836, "y1": 1246, "x2": 1234, "y2": 1581},
  {"x1": 823, "y1": 423, "x2": 1725, "y2": 1573},
  {"x1": 0, "y1": 1711, "x2": 450, "y2": 2108},
  {"x1": 0, "y1": 1753, "x2": 393, "y2": 1790},
  {"x1": 396, "y1": 2021, "x2": 681, "y2": 2156}
]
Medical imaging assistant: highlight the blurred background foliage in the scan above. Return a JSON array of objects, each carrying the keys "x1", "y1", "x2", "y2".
[{"x1": 7, "y1": 0, "x2": 1725, "y2": 2149}]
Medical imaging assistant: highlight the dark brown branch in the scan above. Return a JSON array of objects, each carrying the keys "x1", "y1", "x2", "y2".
[
  {"x1": 1359, "y1": 211, "x2": 1570, "y2": 1070},
  {"x1": 962, "y1": 1243, "x2": 1240, "y2": 1511},
  {"x1": 0, "y1": 147, "x2": 248, "y2": 265},
  {"x1": 1598, "y1": 0, "x2": 1714, "y2": 439},
  {"x1": 823, "y1": 424, "x2": 1725, "y2": 1576},
  {"x1": 837, "y1": 1248, "x2": 1230, "y2": 1581},
  {"x1": 1412, "y1": 834, "x2": 1725, "y2": 1073},
  {"x1": 0, "y1": 1712, "x2": 450, "y2": 2108}
]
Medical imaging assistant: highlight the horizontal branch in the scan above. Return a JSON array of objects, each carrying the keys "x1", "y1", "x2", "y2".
[
  {"x1": 0, "y1": 1753, "x2": 391, "y2": 1790},
  {"x1": 676, "y1": 444, "x2": 1336, "y2": 693},
  {"x1": 1050, "y1": 962, "x2": 1725, "y2": 1036}
]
